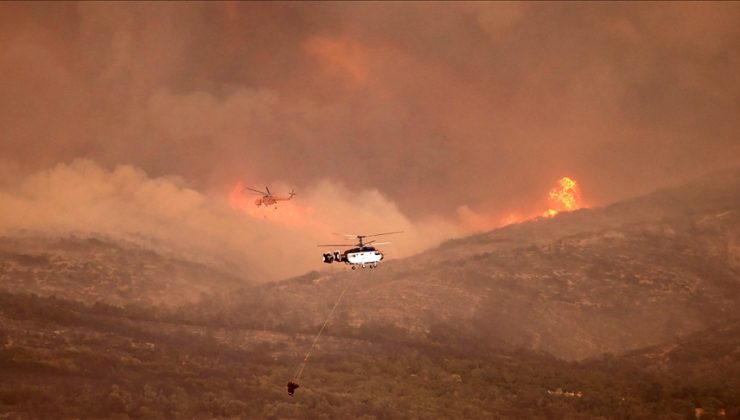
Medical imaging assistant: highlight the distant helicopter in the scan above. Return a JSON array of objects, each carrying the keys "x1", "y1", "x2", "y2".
[
  {"x1": 244, "y1": 186, "x2": 296, "y2": 209},
  {"x1": 318, "y1": 231, "x2": 403, "y2": 269}
]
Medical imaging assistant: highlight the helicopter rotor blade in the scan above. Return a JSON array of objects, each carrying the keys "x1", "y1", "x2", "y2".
[
  {"x1": 244, "y1": 187, "x2": 268, "y2": 195},
  {"x1": 365, "y1": 231, "x2": 404, "y2": 238},
  {"x1": 317, "y1": 244, "x2": 355, "y2": 247},
  {"x1": 332, "y1": 232, "x2": 360, "y2": 238}
]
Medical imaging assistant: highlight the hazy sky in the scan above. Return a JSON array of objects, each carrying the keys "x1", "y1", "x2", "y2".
[{"x1": 1, "y1": 2, "x2": 739, "y2": 279}]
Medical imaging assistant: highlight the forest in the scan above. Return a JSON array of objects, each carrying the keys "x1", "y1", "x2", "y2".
[{"x1": 1, "y1": 291, "x2": 737, "y2": 419}]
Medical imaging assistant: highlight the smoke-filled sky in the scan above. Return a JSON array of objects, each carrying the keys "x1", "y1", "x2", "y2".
[{"x1": 1, "y1": 2, "x2": 739, "y2": 279}]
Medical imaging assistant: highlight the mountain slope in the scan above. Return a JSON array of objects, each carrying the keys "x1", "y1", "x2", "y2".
[
  {"x1": 1, "y1": 169, "x2": 739, "y2": 417},
  {"x1": 213, "y1": 168, "x2": 740, "y2": 360},
  {"x1": 0, "y1": 235, "x2": 249, "y2": 307},
  {"x1": 1, "y1": 291, "x2": 738, "y2": 418},
  {"x1": 1, "y1": 169, "x2": 738, "y2": 360}
]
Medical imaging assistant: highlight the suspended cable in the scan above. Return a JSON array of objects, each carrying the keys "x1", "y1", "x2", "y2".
[{"x1": 292, "y1": 282, "x2": 351, "y2": 382}]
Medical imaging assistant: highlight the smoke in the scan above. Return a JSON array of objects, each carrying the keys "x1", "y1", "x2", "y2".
[
  {"x1": 1, "y1": 2, "x2": 739, "y2": 221},
  {"x1": 0, "y1": 2, "x2": 739, "y2": 269},
  {"x1": 0, "y1": 159, "x2": 459, "y2": 281}
]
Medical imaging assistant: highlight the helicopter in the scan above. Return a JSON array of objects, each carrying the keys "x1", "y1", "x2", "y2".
[
  {"x1": 244, "y1": 186, "x2": 296, "y2": 209},
  {"x1": 318, "y1": 231, "x2": 403, "y2": 269}
]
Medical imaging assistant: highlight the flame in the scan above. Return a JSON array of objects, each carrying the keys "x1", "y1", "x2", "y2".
[
  {"x1": 459, "y1": 175, "x2": 586, "y2": 232},
  {"x1": 543, "y1": 176, "x2": 583, "y2": 217},
  {"x1": 231, "y1": 175, "x2": 585, "y2": 239}
]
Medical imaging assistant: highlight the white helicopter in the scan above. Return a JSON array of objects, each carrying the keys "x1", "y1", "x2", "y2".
[{"x1": 318, "y1": 231, "x2": 402, "y2": 269}]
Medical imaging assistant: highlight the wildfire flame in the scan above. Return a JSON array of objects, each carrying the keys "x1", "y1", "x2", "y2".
[
  {"x1": 543, "y1": 176, "x2": 583, "y2": 217},
  {"x1": 459, "y1": 175, "x2": 586, "y2": 231},
  {"x1": 230, "y1": 175, "x2": 584, "y2": 237}
]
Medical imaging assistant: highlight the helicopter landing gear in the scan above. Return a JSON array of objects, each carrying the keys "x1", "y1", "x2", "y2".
[{"x1": 351, "y1": 266, "x2": 357, "y2": 270}]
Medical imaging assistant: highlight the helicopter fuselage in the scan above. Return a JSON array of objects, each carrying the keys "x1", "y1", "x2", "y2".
[
  {"x1": 318, "y1": 231, "x2": 401, "y2": 269},
  {"x1": 255, "y1": 195, "x2": 293, "y2": 207},
  {"x1": 322, "y1": 246, "x2": 384, "y2": 268},
  {"x1": 246, "y1": 187, "x2": 296, "y2": 208},
  {"x1": 255, "y1": 197, "x2": 276, "y2": 206}
]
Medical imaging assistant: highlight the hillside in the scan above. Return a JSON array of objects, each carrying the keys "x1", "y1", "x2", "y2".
[
  {"x1": 1, "y1": 169, "x2": 739, "y2": 417},
  {"x1": 1, "y1": 292, "x2": 737, "y2": 418},
  {"x1": 0, "y1": 235, "x2": 248, "y2": 307},
  {"x1": 207, "y1": 168, "x2": 740, "y2": 360},
  {"x1": 1, "y1": 170, "x2": 738, "y2": 361}
]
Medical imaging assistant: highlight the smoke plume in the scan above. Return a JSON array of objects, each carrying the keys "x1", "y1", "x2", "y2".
[
  {"x1": 1, "y1": 2, "x2": 739, "y2": 275},
  {"x1": 0, "y1": 159, "x2": 458, "y2": 280}
]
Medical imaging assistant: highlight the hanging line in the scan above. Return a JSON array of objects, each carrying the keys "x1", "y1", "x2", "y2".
[{"x1": 293, "y1": 281, "x2": 351, "y2": 381}]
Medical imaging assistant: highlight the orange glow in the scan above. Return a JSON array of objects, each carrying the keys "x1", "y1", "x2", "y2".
[
  {"x1": 304, "y1": 36, "x2": 370, "y2": 84},
  {"x1": 461, "y1": 175, "x2": 587, "y2": 232},
  {"x1": 500, "y1": 213, "x2": 525, "y2": 226},
  {"x1": 229, "y1": 181, "x2": 253, "y2": 212},
  {"x1": 543, "y1": 208, "x2": 559, "y2": 218},
  {"x1": 228, "y1": 181, "x2": 334, "y2": 232},
  {"x1": 543, "y1": 176, "x2": 583, "y2": 217}
]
